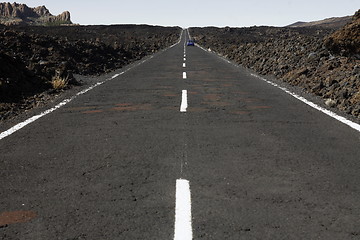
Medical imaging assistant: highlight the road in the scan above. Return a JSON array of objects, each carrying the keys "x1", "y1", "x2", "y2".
[{"x1": 1, "y1": 29, "x2": 360, "y2": 239}]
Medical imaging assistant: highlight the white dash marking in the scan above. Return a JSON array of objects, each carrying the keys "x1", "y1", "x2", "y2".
[
  {"x1": 183, "y1": 72, "x2": 187, "y2": 79},
  {"x1": 180, "y1": 90, "x2": 188, "y2": 112},
  {"x1": 174, "y1": 179, "x2": 192, "y2": 240},
  {"x1": 183, "y1": 63, "x2": 186, "y2": 68},
  {"x1": 184, "y1": 58, "x2": 186, "y2": 61}
]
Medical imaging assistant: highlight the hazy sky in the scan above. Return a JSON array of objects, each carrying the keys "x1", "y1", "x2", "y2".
[{"x1": 19, "y1": 0, "x2": 359, "y2": 27}]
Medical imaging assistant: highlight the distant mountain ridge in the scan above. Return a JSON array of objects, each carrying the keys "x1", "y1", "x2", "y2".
[
  {"x1": 0, "y1": 2, "x2": 71, "y2": 26},
  {"x1": 287, "y1": 15, "x2": 352, "y2": 29}
]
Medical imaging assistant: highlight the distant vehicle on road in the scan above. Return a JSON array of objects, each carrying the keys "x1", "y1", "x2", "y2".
[{"x1": 187, "y1": 40, "x2": 195, "y2": 46}]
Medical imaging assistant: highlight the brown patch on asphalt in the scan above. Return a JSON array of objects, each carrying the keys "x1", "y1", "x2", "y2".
[
  {"x1": 189, "y1": 91, "x2": 199, "y2": 95},
  {"x1": 201, "y1": 101, "x2": 211, "y2": 105},
  {"x1": 244, "y1": 98, "x2": 259, "y2": 103},
  {"x1": 192, "y1": 70, "x2": 209, "y2": 76},
  {"x1": 116, "y1": 103, "x2": 132, "y2": 106},
  {"x1": 188, "y1": 107, "x2": 208, "y2": 112},
  {"x1": 112, "y1": 104, "x2": 153, "y2": 111},
  {"x1": 163, "y1": 93, "x2": 177, "y2": 97},
  {"x1": 248, "y1": 106, "x2": 272, "y2": 109},
  {"x1": 200, "y1": 101, "x2": 232, "y2": 108},
  {"x1": 207, "y1": 87, "x2": 222, "y2": 92},
  {"x1": 191, "y1": 84, "x2": 210, "y2": 89},
  {"x1": 233, "y1": 91, "x2": 250, "y2": 95},
  {"x1": 230, "y1": 110, "x2": 250, "y2": 115},
  {"x1": 203, "y1": 94, "x2": 222, "y2": 101},
  {"x1": 82, "y1": 110, "x2": 104, "y2": 114},
  {"x1": 158, "y1": 86, "x2": 173, "y2": 89},
  {"x1": 162, "y1": 106, "x2": 179, "y2": 111},
  {"x1": 0, "y1": 211, "x2": 37, "y2": 226},
  {"x1": 238, "y1": 98, "x2": 259, "y2": 103},
  {"x1": 81, "y1": 103, "x2": 154, "y2": 114},
  {"x1": 209, "y1": 101, "x2": 232, "y2": 107},
  {"x1": 65, "y1": 106, "x2": 95, "y2": 111}
]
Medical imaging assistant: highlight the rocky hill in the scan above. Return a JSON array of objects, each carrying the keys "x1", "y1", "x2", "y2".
[
  {"x1": 0, "y1": 2, "x2": 71, "y2": 26},
  {"x1": 190, "y1": 9, "x2": 360, "y2": 119},
  {"x1": 325, "y1": 10, "x2": 360, "y2": 57},
  {"x1": 287, "y1": 16, "x2": 352, "y2": 29}
]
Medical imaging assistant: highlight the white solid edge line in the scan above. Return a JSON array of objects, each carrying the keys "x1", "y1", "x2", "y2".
[
  {"x1": 183, "y1": 72, "x2": 187, "y2": 79},
  {"x1": 180, "y1": 90, "x2": 188, "y2": 112},
  {"x1": 0, "y1": 32, "x2": 188, "y2": 141},
  {"x1": 0, "y1": 31, "x2": 186, "y2": 141},
  {"x1": 187, "y1": 29, "x2": 192, "y2": 40},
  {"x1": 0, "y1": 68, "x2": 131, "y2": 141},
  {"x1": 170, "y1": 29, "x2": 183, "y2": 49},
  {"x1": 194, "y1": 42, "x2": 360, "y2": 134},
  {"x1": 0, "y1": 74, "x2": 115, "y2": 141},
  {"x1": 174, "y1": 179, "x2": 193, "y2": 240},
  {"x1": 0, "y1": 97, "x2": 72, "y2": 140},
  {"x1": 250, "y1": 73, "x2": 360, "y2": 133}
]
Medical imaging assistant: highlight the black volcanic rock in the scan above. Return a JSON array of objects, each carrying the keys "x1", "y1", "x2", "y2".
[
  {"x1": 0, "y1": 52, "x2": 47, "y2": 102},
  {"x1": 0, "y1": 24, "x2": 181, "y2": 120},
  {"x1": 324, "y1": 9, "x2": 360, "y2": 57}
]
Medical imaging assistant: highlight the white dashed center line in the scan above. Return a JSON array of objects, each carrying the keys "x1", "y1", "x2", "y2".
[
  {"x1": 180, "y1": 90, "x2": 188, "y2": 112},
  {"x1": 174, "y1": 35, "x2": 192, "y2": 240},
  {"x1": 174, "y1": 179, "x2": 193, "y2": 240}
]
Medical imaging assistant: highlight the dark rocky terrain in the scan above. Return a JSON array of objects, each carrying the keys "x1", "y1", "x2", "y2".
[
  {"x1": 325, "y1": 10, "x2": 360, "y2": 57},
  {"x1": 0, "y1": 24, "x2": 181, "y2": 120},
  {"x1": 0, "y1": 2, "x2": 71, "y2": 26},
  {"x1": 190, "y1": 9, "x2": 360, "y2": 119},
  {"x1": 287, "y1": 15, "x2": 351, "y2": 29}
]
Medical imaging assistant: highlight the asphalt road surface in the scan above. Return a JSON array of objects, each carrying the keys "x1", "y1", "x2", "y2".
[{"x1": 1, "y1": 30, "x2": 360, "y2": 239}]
